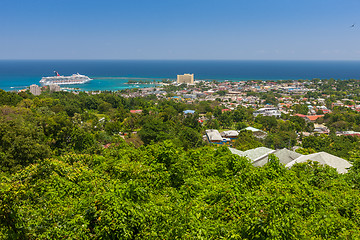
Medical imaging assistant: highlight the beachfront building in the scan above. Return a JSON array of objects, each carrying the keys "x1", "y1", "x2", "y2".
[
  {"x1": 177, "y1": 73, "x2": 194, "y2": 84},
  {"x1": 30, "y1": 84, "x2": 41, "y2": 96},
  {"x1": 49, "y1": 84, "x2": 61, "y2": 92}
]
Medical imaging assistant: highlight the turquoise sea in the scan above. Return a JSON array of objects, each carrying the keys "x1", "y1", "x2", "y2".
[{"x1": 1, "y1": 60, "x2": 360, "y2": 91}]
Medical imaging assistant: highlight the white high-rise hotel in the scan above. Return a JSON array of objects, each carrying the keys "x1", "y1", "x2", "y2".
[{"x1": 177, "y1": 73, "x2": 194, "y2": 84}]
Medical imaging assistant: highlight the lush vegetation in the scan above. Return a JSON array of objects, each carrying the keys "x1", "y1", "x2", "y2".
[
  {"x1": 1, "y1": 89, "x2": 360, "y2": 239},
  {"x1": 2, "y1": 141, "x2": 360, "y2": 239}
]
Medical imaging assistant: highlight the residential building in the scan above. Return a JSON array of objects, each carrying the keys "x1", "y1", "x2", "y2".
[
  {"x1": 336, "y1": 131, "x2": 360, "y2": 137},
  {"x1": 183, "y1": 94, "x2": 197, "y2": 99},
  {"x1": 305, "y1": 115, "x2": 324, "y2": 122},
  {"x1": 242, "y1": 126, "x2": 268, "y2": 139},
  {"x1": 229, "y1": 147, "x2": 273, "y2": 161},
  {"x1": 313, "y1": 124, "x2": 330, "y2": 134},
  {"x1": 130, "y1": 110, "x2": 143, "y2": 114},
  {"x1": 252, "y1": 148, "x2": 303, "y2": 167},
  {"x1": 285, "y1": 152, "x2": 352, "y2": 174},
  {"x1": 229, "y1": 146, "x2": 351, "y2": 174},
  {"x1": 205, "y1": 129, "x2": 230, "y2": 145},
  {"x1": 183, "y1": 110, "x2": 195, "y2": 114},
  {"x1": 295, "y1": 114, "x2": 324, "y2": 123},
  {"x1": 221, "y1": 130, "x2": 239, "y2": 144},
  {"x1": 253, "y1": 107, "x2": 281, "y2": 117}
]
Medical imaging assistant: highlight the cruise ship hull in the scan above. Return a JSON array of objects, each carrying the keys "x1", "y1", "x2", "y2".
[{"x1": 40, "y1": 73, "x2": 92, "y2": 86}]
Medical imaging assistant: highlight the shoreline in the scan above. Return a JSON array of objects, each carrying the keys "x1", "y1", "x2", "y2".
[{"x1": 6, "y1": 76, "x2": 360, "y2": 93}]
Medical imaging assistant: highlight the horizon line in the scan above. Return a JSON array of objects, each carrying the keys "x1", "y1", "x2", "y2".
[{"x1": 1, "y1": 59, "x2": 360, "y2": 61}]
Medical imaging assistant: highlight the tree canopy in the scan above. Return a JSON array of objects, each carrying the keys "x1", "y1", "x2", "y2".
[{"x1": 1, "y1": 89, "x2": 360, "y2": 239}]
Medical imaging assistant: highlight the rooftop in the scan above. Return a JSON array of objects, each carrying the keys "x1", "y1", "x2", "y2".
[
  {"x1": 285, "y1": 152, "x2": 352, "y2": 174},
  {"x1": 252, "y1": 148, "x2": 303, "y2": 167},
  {"x1": 206, "y1": 129, "x2": 223, "y2": 141},
  {"x1": 229, "y1": 147, "x2": 274, "y2": 161}
]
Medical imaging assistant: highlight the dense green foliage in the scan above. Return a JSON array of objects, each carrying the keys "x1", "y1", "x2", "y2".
[
  {"x1": 1, "y1": 88, "x2": 360, "y2": 239},
  {"x1": 301, "y1": 134, "x2": 359, "y2": 159},
  {"x1": 2, "y1": 142, "x2": 360, "y2": 239},
  {"x1": 234, "y1": 130, "x2": 263, "y2": 151}
]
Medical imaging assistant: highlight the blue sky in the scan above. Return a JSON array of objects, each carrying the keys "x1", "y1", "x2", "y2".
[{"x1": 1, "y1": 0, "x2": 360, "y2": 60}]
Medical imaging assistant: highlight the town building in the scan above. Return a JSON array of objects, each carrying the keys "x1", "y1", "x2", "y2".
[
  {"x1": 336, "y1": 131, "x2": 360, "y2": 137},
  {"x1": 205, "y1": 129, "x2": 230, "y2": 145},
  {"x1": 242, "y1": 126, "x2": 268, "y2": 139},
  {"x1": 229, "y1": 147, "x2": 274, "y2": 161},
  {"x1": 253, "y1": 107, "x2": 281, "y2": 117},
  {"x1": 229, "y1": 146, "x2": 352, "y2": 174},
  {"x1": 305, "y1": 115, "x2": 324, "y2": 122},
  {"x1": 130, "y1": 110, "x2": 143, "y2": 114},
  {"x1": 221, "y1": 130, "x2": 239, "y2": 144},
  {"x1": 294, "y1": 114, "x2": 324, "y2": 123},
  {"x1": 30, "y1": 84, "x2": 41, "y2": 96},
  {"x1": 177, "y1": 74, "x2": 194, "y2": 84},
  {"x1": 183, "y1": 110, "x2": 195, "y2": 114},
  {"x1": 313, "y1": 124, "x2": 330, "y2": 134},
  {"x1": 252, "y1": 148, "x2": 303, "y2": 167}
]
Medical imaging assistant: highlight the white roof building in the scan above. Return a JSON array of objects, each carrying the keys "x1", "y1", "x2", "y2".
[
  {"x1": 285, "y1": 152, "x2": 352, "y2": 174},
  {"x1": 228, "y1": 147, "x2": 245, "y2": 156},
  {"x1": 242, "y1": 126, "x2": 268, "y2": 138},
  {"x1": 229, "y1": 146, "x2": 351, "y2": 174},
  {"x1": 205, "y1": 129, "x2": 223, "y2": 142},
  {"x1": 253, "y1": 107, "x2": 281, "y2": 117},
  {"x1": 221, "y1": 130, "x2": 239, "y2": 138},
  {"x1": 252, "y1": 148, "x2": 303, "y2": 167},
  {"x1": 229, "y1": 147, "x2": 273, "y2": 161}
]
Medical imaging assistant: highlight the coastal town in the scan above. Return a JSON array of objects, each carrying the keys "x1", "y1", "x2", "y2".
[
  {"x1": 118, "y1": 75, "x2": 360, "y2": 137},
  {"x1": 22, "y1": 74, "x2": 360, "y2": 173},
  {"x1": 27, "y1": 74, "x2": 360, "y2": 141},
  {"x1": 4, "y1": 72, "x2": 360, "y2": 238},
  {"x1": 4, "y1": 0, "x2": 360, "y2": 237}
]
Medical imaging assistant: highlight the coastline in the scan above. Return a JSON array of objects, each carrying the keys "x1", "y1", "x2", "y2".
[{"x1": 1, "y1": 60, "x2": 360, "y2": 91}]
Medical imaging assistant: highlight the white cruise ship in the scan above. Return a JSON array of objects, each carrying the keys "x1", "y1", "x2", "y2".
[{"x1": 40, "y1": 71, "x2": 92, "y2": 86}]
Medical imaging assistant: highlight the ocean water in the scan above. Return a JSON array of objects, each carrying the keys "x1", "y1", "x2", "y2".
[{"x1": 1, "y1": 60, "x2": 360, "y2": 91}]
